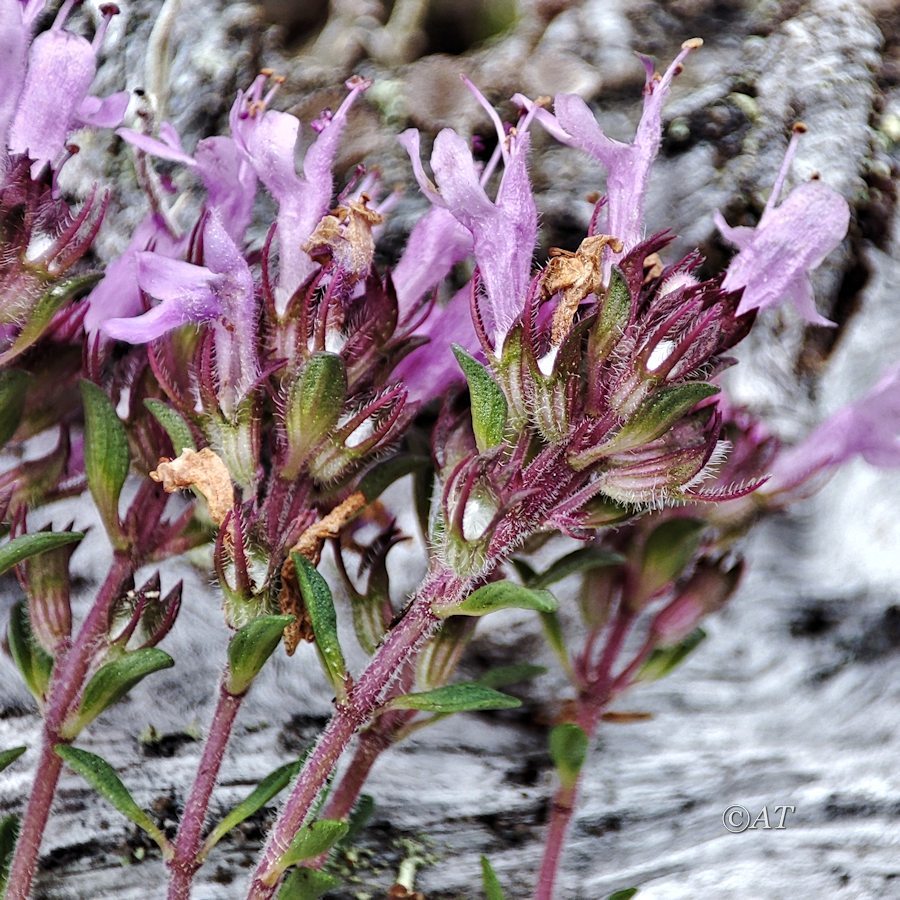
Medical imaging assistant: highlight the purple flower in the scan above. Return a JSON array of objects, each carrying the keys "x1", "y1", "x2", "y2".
[
  {"x1": 0, "y1": 0, "x2": 45, "y2": 146},
  {"x1": 7, "y1": 1, "x2": 128, "y2": 176},
  {"x1": 399, "y1": 80, "x2": 537, "y2": 351},
  {"x1": 103, "y1": 210, "x2": 257, "y2": 411},
  {"x1": 538, "y1": 39, "x2": 702, "y2": 264},
  {"x1": 83, "y1": 212, "x2": 187, "y2": 336},
  {"x1": 231, "y1": 74, "x2": 370, "y2": 314},
  {"x1": 393, "y1": 284, "x2": 477, "y2": 404},
  {"x1": 765, "y1": 362, "x2": 900, "y2": 495},
  {"x1": 715, "y1": 126, "x2": 850, "y2": 324},
  {"x1": 391, "y1": 205, "x2": 472, "y2": 315},
  {"x1": 118, "y1": 123, "x2": 258, "y2": 245}
]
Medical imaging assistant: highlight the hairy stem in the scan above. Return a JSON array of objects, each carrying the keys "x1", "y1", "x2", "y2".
[
  {"x1": 322, "y1": 726, "x2": 389, "y2": 823},
  {"x1": 168, "y1": 683, "x2": 244, "y2": 900},
  {"x1": 246, "y1": 567, "x2": 461, "y2": 897},
  {"x1": 534, "y1": 609, "x2": 635, "y2": 900},
  {"x1": 6, "y1": 555, "x2": 132, "y2": 900},
  {"x1": 4, "y1": 734, "x2": 64, "y2": 900}
]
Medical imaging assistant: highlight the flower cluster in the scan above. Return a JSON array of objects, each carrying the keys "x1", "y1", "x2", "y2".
[{"x1": 2, "y1": 7, "x2": 898, "y2": 899}]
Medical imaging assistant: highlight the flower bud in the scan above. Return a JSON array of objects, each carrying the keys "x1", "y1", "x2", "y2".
[
  {"x1": 281, "y1": 353, "x2": 347, "y2": 480},
  {"x1": 649, "y1": 558, "x2": 744, "y2": 645}
]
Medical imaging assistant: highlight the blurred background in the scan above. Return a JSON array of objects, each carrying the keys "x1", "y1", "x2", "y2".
[{"x1": 2, "y1": 0, "x2": 899, "y2": 896}]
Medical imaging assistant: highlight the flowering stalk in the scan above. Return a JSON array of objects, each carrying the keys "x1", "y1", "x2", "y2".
[
  {"x1": 167, "y1": 683, "x2": 244, "y2": 900},
  {"x1": 247, "y1": 568, "x2": 460, "y2": 897},
  {"x1": 5, "y1": 553, "x2": 133, "y2": 900}
]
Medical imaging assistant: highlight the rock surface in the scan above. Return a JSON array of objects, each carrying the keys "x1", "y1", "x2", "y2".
[{"x1": 2, "y1": 0, "x2": 899, "y2": 897}]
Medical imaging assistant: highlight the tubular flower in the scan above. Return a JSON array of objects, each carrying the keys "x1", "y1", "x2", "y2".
[
  {"x1": 400, "y1": 78, "x2": 538, "y2": 352},
  {"x1": 530, "y1": 39, "x2": 703, "y2": 269},
  {"x1": 7, "y1": 0, "x2": 128, "y2": 177},
  {"x1": 231, "y1": 73, "x2": 371, "y2": 314},
  {"x1": 764, "y1": 362, "x2": 900, "y2": 495},
  {"x1": 715, "y1": 125, "x2": 850, "y2": 324},
  {"x1": 103, "y1": 210, "x2": 257, "y2": 411}
]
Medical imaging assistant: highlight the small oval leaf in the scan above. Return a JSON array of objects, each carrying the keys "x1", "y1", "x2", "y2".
[
  {"x1": 437, "y1": 581, "x2": 558, "y2": 619},
  {"x1": 201, "y1": 757, "x2": 303, "y2": 858},
  {"x1": 278, "y1": 819, "x2": 349, "y2": 870},
  {"x1": 54, "y1": 745, "x2": 170, "y2": 854},
  {"x1": 292, "y1": 554, "x2": 347, "y2": 696},
  {"x1": 0, "y1": 369, "x2": 28, "y2": 447},
  {"x1": 452, "y1": 344, "x2": 508, "y2": 452},
  {"x1": 636, "y1": 519, "x2": 706, "y2": 604},
  {"x1": 0, "y1": 531, "x2": 83, "y2": 577},
  {"x1": 278, "y1": 867, "x2": 341, "y2": 899},
  {"x1": 386, "y1": 683, "x2": 521, "y2": 714},
  {"x1": 144, "y1": 399, "x2": 197, "y2": 454},
  {"x1": 637, "y1": 628, "x2": 707, "y2": 683},
  {"x1": 66, "y1": 648, "x2": 174, "y2": 737},
  {"x1": 81, "y1": 380, "x2": 130, "y2": 546},
  {"x1": 7, "y1": 602, "x2": 53, "y2": 702},
  {"x1": 602, "y1": 382, "x2": 719, "y2": 455},
  {"x1": 528, "y1": 547, "x2": 626, "y2": 589},
  {"x1": 0, "y1": 814, "x2": 20, "y2": 891},
  {"x1": 476, "y1": 664, "x2": 546, "y2": 689},
  {"x1": 481, "y1": 855, "x2": 506, "y2": 900},
  {"x1": 549, "y1": 723, "x2": 589, "y2": 788},
  {"x1": 226, "y1": 615, "x2": 294, "y2": 696},
  {"x1": 0, "y1": 747, "x2": 26, "y2": 774}
]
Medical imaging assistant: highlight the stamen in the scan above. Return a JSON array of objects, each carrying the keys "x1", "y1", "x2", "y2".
[
  {"x1": 52, "y1": 0, "x2": 80, "y2": 31},
  {"x1": 764, "y1": 121, "x2": 807, "y2": 220},
  {"x1": 461, "y1": 74, "x2": 509, "y2": 164},
  {"x1": 93, "y1": 4, "x2": 120, "y2": 52}
]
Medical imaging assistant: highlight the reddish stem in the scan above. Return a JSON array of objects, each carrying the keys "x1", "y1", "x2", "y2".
[
  {"x1": 5, "y1": 555, "x2": 132, "y2": 900},
  {"x1": 167, "y1": 684, "x2": 244, "y2": 899},
  {"x1": 3, "y1": 734, "x2": 64, "y2": 900},
  {"x1": 246, "y1": 568, "x2": 460, "y2": 898},
  {"x1": 534, "y1": 609, "x2": 635, "y2": 900},
  {"x1": 323, "y1": 727, "x2": 389, "y2": 823}
]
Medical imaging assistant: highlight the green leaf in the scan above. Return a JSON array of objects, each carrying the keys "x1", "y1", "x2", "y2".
[
  {"x1": 65, "y1": 648, "x2": 174, "y2": 738},
  {"x1": 481, "y1": 855, "x2": 506, "y2": 900},
  {"x1": 589, "y1": 267, "x2": 631, "y2": 363},
  {"x1": 637, "y1": 518, "x2": 706, "y2": 604},
  {"x1": 601, "y1": 382, "x2": 719, "y2": 455},
  {"x1": 0, "y1": 369, "x2": 28, "y2": 447},
  {"x1": 292, "y1": 554, "x2": 347, "y2": 698},
  {"x1": 0, "y1": 272, "x2": 101, "y2": 366},
  {"x1": 81, "y1": 380, "x2": 130, "y2": 547},
  {"x1": 358, "y1": 454, "x2": 430, "y2": 503},
  {"x1": 201, "y1": 757, "x2": 303, "y2": 858},
  {"x1": 452, "y1": 344, "x2": 508, "y2": 452},
  {"x1": 7, "y1": 602, "x2": 53, "y2": 702},
  {"x1": 549, "y1": 723, "x2": 589, "y2": 789},
  {"x1": 0, "y1": 747, "x2": 25, "y2": 774},
  {"x1": 387, "y1": 683, "x2": 521, "y2": 714},
  {"x1": 476, "y1": 664, "x2": 546, "y2": 689},
  {"x1": 340, "y1": 794, "x2": 374, "y2": 846},
  {"x1": 608, "y1": 890, "x2": 639, "y2": 900},
  {"x1": 54, "y1": 745, "x2": 170, "y2": 854},
  {"x1": 226, "y1": 615, "x2": 294, "y2": 696},
  {"x1": 278, "y1": 867, "x2": 341, "y2": 899},
  {"x1": 144, "y1": 399, "x2": 196, "y2": 454},
  {"x1": 283, "y1": 353, "x2": 347, "y2": 479},
  {"x1": 0, "y1": 815, "x2": 20, "y2": 892},
  {"x1": 529, "y1": 547, "x2": 625, "y2": 589},
  {"x1": 278, "y1": 819, "x2": 349, "y2": 870},
  {"x1": 637, "y1": 628, "x2": 707, "y2": 683},
  {"x1": 0, "y1": 530, "x2": 83, "y2": 577},
  {"x1": 540, "y1": 611, "x2": 573, "y2": 677},
  {"x1": 437, "y1": 580, "x2": 558, "y2": 619}
]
